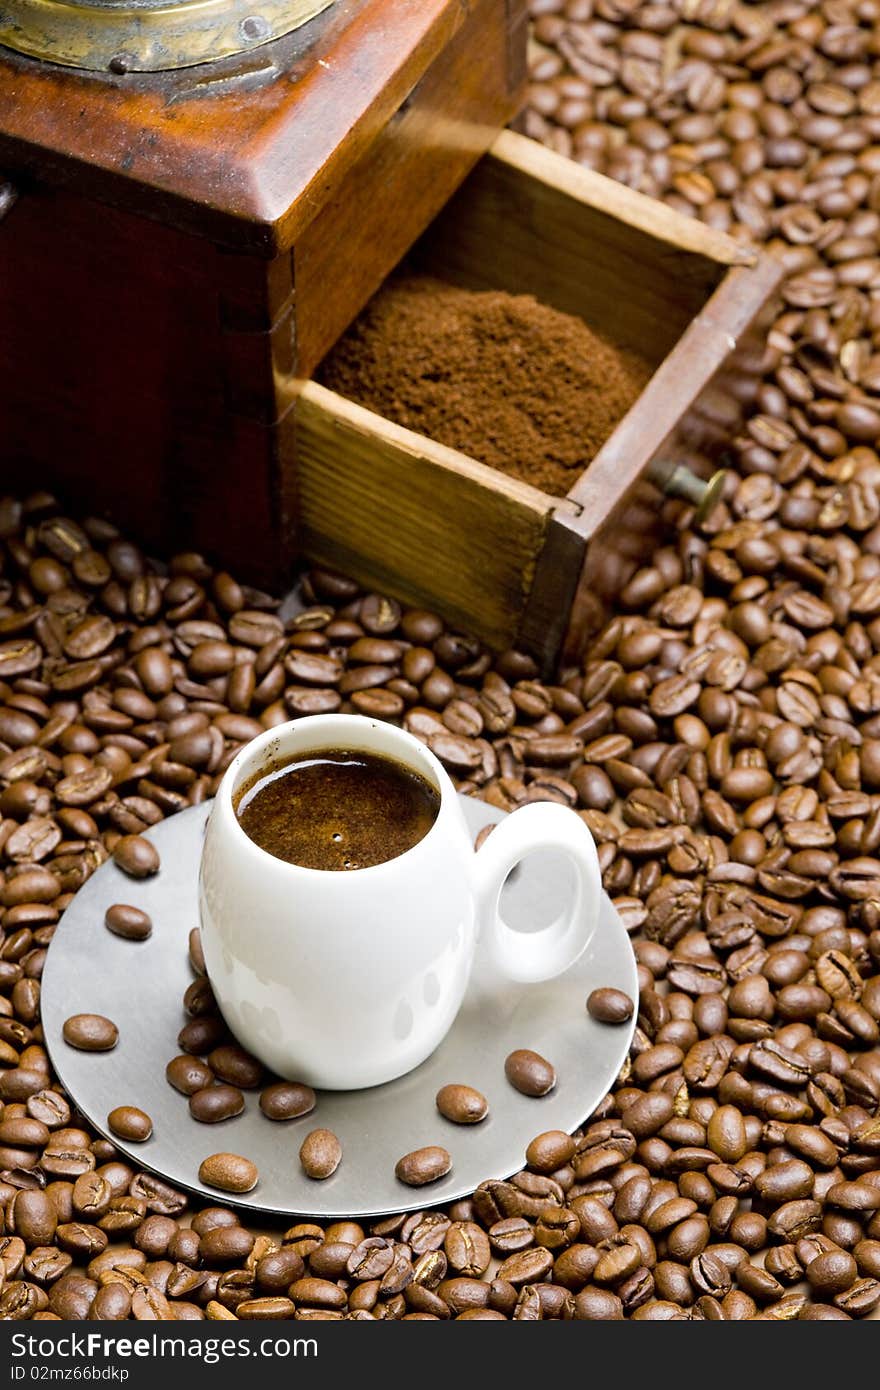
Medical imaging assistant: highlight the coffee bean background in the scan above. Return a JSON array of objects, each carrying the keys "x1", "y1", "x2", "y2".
[{"x1": 1, "y1": 0, "x2": 880, "y2": 1321}]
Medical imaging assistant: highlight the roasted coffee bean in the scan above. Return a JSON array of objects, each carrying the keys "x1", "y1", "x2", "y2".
[
  {"x1": 62, "y1": 1014, "x2": 118, "y2": 1052},
  {"x1": 207, "y1": 1045, "x2": 263, "y2": 1090},
  {"x1": 534, "y1": 1207, "x2": 580, "y2": 1253},
  {"x1": 259, "y1": 1082, "x2": 316, "y2": 1121},
  {"x1": 182, "y1": 978, "x2": 216, "y2": 1018},
  {"x1": 236, "y1": 1296, "x2": 295, "y2": 1320},
  {"x1": 112, "y1": 835, "x2": 160, "y2": 879},
  {"x1": 166, "y1": 1055, "x2": 214, "y2": 1097},
  {"x1": 289, "y1": 1275, "x2": 347, "y2": 1310},
  {"x1": 496, "y1": 1247, "x2": 554, "y2": 1287},
  {"x1": 104, "y1": 904, "x2": 152, "y2": 942},
  {"x1": 574, "y1": 1286, "x2": 624, "y2": 1320},
  {"x1": 300, "y1": 1130, "x2": 342, "y2": 1181},
  {"x1": 490, "y1": 1218, "x2": 534, "y2": 1257},
  {"x1": 24, "y1": 1091, "x2": 69, "y2": 1129},
  {"x1": 255, "y1": 1247, "x2": 305, "y2": 1292},
  {"x1": 444, "y1": 1223, "x2": 490, "y2": 1277},
  {"x1": 828, "y1": 1276, "x2": 878, "y2": 1316},
  {"x1": 177, "y1": 1017, "x2": 226, "y2": 1055},
  {"x1": 197, "y1": 1154, "x2": 258, "y2": 1195},
  {"x1": 587, "y1": 988, "x2": 634, "y2": 1024},
  {"x1": 26, "y1": 1249, "x2": 73, "y2": 1304},
  {"x1": 622, "y1": 1093, "x2": 675, "y2": 1139},
  {"x1": 707, "y1": 1107, "x2": 747, "y2": 1164},
  {"x1": 806, "y1": 1249, "x2": 858, "y2": 1297},
  {"x1": 401, "y1": 1211, "x2": 449, "y2": 1255},
  {"x1": 98, "y1": 1195, "x2": 147, "y2": 1234},
  {"x1": 505, "y1": 1050, "x2": 556, "y2": 1097},
  {"x1": 395, "y1": 1148, "x2": 452, "y2": 1187},
  {"x1": 0, "y1": 1117, "x2": 49, "y2": 1149},
  {"x1": 49, "y1": 1272, "x2": 96, "y2": 1319},
  {"x1": 188, "y1": 1087, "x2": 245, "y2": 1124},
  {"x1": 134, "y1": 1215, "x2": 177, "y2": 1258},
  {"x1": 435, "y1": 1085, "x2": 488, "y2": 1125},
  {"x1": 72, "y1": 1173, "x2": 111, "y2": 1219},
  {"x1": 199, "y1": 1225, "x2": 255, "y2": 1265},
  {"x1": 526, "y1": 1131, "x2": 576, "y2": 1174},
  {"x1": 188, "y1": 929, "x2": 206, "y2": 976},
  {"x1": 107, "y1": 1107, "x2": 152, "y2": 1143},
  {"x1": 13, "y1": 1191, "x2": 57, "y2": 1247},
  {"x1": 347, "y1": 1238, "x2": 393, "y2": 1281}
]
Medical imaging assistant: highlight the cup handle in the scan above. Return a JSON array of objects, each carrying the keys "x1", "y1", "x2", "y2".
[{"x1": 472, "y1": 802, "x2": 601, "y2": 984}]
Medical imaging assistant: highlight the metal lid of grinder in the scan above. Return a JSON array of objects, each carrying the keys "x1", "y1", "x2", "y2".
[{"x1": 0, "y1": 0, "x2": 335, "y2": 71}]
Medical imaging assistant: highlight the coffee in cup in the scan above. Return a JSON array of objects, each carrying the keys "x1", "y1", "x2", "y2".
[{"x1": 234, "y1": 747, "x2": 440, "y2": 871}]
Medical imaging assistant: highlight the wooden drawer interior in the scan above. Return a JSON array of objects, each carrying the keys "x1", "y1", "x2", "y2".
[
  {"x1": 294, "y1": 130, "x2": 779, "y2": 660},
  {"x1": 411, "y1": 130, "x2": 740, "y2": 366}
]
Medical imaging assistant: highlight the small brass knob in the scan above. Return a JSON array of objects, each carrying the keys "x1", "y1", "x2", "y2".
[{"x1": 650, "y1": 463, "x2": 728, "y2": 525}]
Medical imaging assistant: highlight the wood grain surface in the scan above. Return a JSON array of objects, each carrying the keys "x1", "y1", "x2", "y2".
[
  {"x1": 294, "y1": 381, "x2": 577, "y2": 647},
  {"x1": 0, "y1": 0, "x2": 479, "y2": 250}
]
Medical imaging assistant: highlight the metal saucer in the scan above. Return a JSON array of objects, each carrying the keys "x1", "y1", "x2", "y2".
[{"x1": 41, "y1": 797, "x2": 637, "y2": 1219}]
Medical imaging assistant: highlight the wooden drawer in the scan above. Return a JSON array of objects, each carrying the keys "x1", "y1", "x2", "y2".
[{"x1": 294, "y1": 129, "x2": 783, "y2": 670}]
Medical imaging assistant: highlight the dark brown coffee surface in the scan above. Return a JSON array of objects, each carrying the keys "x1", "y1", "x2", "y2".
[
  {"x1": 235, "y1": 748, "x2": 440, "y2": 870},
  {"x1": 317, "y1": 275, "x2": 652, "y2": 497}
]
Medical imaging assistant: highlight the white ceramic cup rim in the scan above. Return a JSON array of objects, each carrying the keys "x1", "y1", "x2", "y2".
[{"x1": 217, "y1": 713, "x2": 459, "y2": 879}]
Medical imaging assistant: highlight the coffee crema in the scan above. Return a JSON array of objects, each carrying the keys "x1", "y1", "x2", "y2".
[{"x1": 234, "y1": 747, "x2": 441, "y2": 870}]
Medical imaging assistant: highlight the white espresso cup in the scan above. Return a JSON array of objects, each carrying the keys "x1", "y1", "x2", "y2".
[{"x1": 199, "y1": 714, "x2": 602, "y2": 1090}]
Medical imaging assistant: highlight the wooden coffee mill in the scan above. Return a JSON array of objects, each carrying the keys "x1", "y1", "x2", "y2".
[{"x1": 0, "y1": 0, "x2": 780, "y2": 667}]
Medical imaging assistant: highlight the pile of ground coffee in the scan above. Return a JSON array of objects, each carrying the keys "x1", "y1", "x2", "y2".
[{"x1": 318, "y1": 275, "x2": 653, "y2": 496}]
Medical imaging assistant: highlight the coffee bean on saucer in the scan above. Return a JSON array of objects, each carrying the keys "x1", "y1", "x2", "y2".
[
  {"x1": 436, "y1": 1084, "x2": 489, "y2": 1124},
  {"x1": 395, "y1": 1146, "x2": 452, "y2": 1187},
  {"x1": 104, "y1": 904, "x2": 152, "y2": 942},
  {"x1": 188, "y1": 929, "x2": 206, "y2": 975},
  {"x1": 475, "y1": 824, "x2": 495, "y2": 852},
  {"x1": 259, "y1": 1082, "x2": 316, "y2": 1121},
  {"x1": 183, "y1": 978, "x2": 216, "y2": 1017},
  {"x1": 587, "y1": 988, "x2": 635, "y2": 1024},
  {"x1": 189, "y1": 1086, "x2": 245, "y2": 1124},
  {"x1": 107, "y1": 1106, "x2": 152, "y2": 1142},
  {"x1": 62, "y1": 1014, "x2": 118, "y2": 1051},
  {"x1": 300, "y1": 1129, "x2": 342, "y2": 1180},
  {"x1": 208, "y1": 1045, "x2": 263, "y2": 1089},
  {"x1": 505, "y1": 1049, "x2": 556, "y2": 1097},
  {"x1": 113, "y1": 834, "x2": 160, "y2": 879},
  {"x1": 178, "y1": 1016, "x2": 227, "y2": 1055},
  {"x1": 166, "y1": 1055, "x2": 214, "y2": 1096},
  {"x1": 198, "y1": 1153, "x2": 258, "y2": 1194}
]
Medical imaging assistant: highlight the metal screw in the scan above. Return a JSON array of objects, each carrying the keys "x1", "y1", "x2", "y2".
[
  {"x1": 650, "y1": 463, "x2": 728, "y2": 525},
  {"x1": 240, "y1": 16, "x2": 270, "y2": 42}
]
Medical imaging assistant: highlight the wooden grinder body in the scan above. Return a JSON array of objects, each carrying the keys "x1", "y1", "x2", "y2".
[{"x1": 0, "y1": 0, "x2": 528, "y2": 584}]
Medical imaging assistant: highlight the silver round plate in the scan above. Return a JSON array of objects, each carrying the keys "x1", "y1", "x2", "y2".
[{"x1": 42, "y1": 797, "x2": 637, "y2": 1219}]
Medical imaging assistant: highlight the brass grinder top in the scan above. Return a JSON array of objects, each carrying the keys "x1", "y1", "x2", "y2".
[{"x1": 0, "y1": 0, "x2": 335, "y2": 71}]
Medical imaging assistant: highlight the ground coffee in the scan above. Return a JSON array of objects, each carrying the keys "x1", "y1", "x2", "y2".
[
  {"x1": 235, "y1": 748, "x2": 440, "y2": 870},
  {"x1": 318, "y1": 275, "x2": 652, "y2": 496}
]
